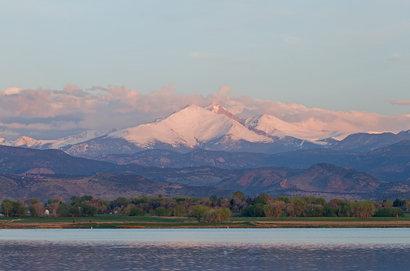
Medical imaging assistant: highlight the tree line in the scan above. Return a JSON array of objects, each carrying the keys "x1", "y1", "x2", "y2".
[{"x1": 1, "y1": 193, "x2": 409, "y2": 222}]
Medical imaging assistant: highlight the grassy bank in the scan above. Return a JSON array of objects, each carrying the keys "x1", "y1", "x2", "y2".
[{"x1": 1, "y1": 215, "x2": 410, "y2": 229}]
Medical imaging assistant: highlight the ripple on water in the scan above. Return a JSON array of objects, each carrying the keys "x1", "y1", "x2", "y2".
[{"x1": 1, "y1": 229, "x2": 410, "y2": 271}]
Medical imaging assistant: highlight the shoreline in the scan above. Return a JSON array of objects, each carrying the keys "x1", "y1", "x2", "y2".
[{"x1": 2, "y1": 218, "x2": 410, "y2": 229}]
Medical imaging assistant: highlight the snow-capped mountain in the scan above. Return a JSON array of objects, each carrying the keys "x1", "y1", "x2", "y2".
[
  {"x1": 63, "y1": 105, "x2": 318, "y2": 158},
  {"x1": 208, "y1": 104, "x2": 242, "y2": 123},
  {"x1": 2, "y1": 105, "x2": 330, "y2": 158},
  {"x1": 11, "y1": 136, "x2": 55, "y2": 148},
  {"x1": 3, "y1": 130, "x2": 107, "y2": 149},
  {"x1": 245, "y1": 114, "x2": 342, "y2": 141},
  {"x1": 49, "y1": 130, "x2": 107, "y2": 149},
  {"x1": 110, "y1": 105, "x2": 272, "y2": 148}
]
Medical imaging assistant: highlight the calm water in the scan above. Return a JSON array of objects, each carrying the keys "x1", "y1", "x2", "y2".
[{"x1": 1, "y1": 228, "x2": 410, "y2": 270}]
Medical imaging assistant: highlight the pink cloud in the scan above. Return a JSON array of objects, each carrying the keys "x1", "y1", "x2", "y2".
[
  {"x1": 390, "y1": 99, "x2": 410, "y2": 106},
  {"x1": 1, "y1": 85, "x2": 410, "y2": 140}
]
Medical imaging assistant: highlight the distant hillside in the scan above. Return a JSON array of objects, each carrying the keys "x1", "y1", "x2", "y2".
[
  {"x1": 327, "y1": 130, "x2": 410, "y2": 152},
  {"x1": 211, "y1": 163, "x2": 381, "y2": 198},
  {"x1": 0, "y1": 173, "x2": 226, "y2": 200},
  {"x1": 267, "y1": 140, "x2": 410, "y2": 182},
  {"x1": 97, "y1": 149, "x2": 273, "y2": 168},
  {"x1": 131, "y1": 164, "x2": 386, "y2": 198},
  {"x1": 0, "y1": 145, "x2": 120, "y2": 176},
  {"x1": 1, "y1": 144, "x2": 409, "y2": 200},
  {"x1": 0, "y1": 164, "x2": 392, "y2": 200}
]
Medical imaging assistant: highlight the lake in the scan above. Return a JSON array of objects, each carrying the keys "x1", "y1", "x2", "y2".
[{"x1": 1, "y1": 228, "x2": 410, "y2": 270}]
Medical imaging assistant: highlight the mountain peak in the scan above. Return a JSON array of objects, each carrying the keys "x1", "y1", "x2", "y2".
[
  {"x1": 180, "y1": 104, "x2": 206, "y2": 112},
  {"x1": 209, "y1": 104, "x2": 226, "y2": 114},
  {"x1": 246, "y1": 114, "x2": 344, "y2": 141},
  {"x1": 13, "y1": 136, "x2": 45, "y2": 147},
  {"x1": 110, "y1": 104, "x2": 272, "y2": 148},
  {"x1": 208, "y1": 104, "x2": 241, "y2": 122}
]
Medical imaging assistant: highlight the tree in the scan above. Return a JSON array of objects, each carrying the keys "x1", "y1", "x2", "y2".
[
  {"x1": 263, "y1": 204, "x2": 274, "y2": 217},
  {"x1": 172, "y1": 205, "x2": 187, "y2": 217},
  {"x1": 271, "y1": 200, "x2": 286, "y2": 218},
  {"x1": 123, "y1": 204, "x2": 144, "y2": 216},
  {"x1": 66, "y1": 196, "x2": 98, "y2": 217},
  {"x1": 382, "y1": 200, "x2": 393, "y2": 208},
  {"x1": 204, "y1": 208, "x2": 231, "y2": 223},
  {"x1": 154, "y1": 207, "x2": 169, "y2": 216},
  {"x1": 289, "y1": 197, "x2": 306, "y2": 217},
  {"x1": 110, "y1": 197, "x2": 130, "y2": 212},
  {"x1": 328, "y1": 199, "x2": 351, "y2": 217},
  {"x1": 393, "y1": 199, "x2": 406, "y2": 209},
  {"x1": 305, "y1": 196, "x2": 326, "y2": 206},
  {"x1": 78, "y1": 203, "x2": 97, "y2": 217},
  {"x1": 216, "y1": 208, "x2": 231, "y2": 222},
  {"x1": 230, "y1": 191, "x2": 247, "y2": 213},
  {"x1": 303, "y1": 204, "x2": 324, "y2": 217},
  {"x1": 242, "y1": 204, "x2": 265, "y2": 217},
  {"x1": 28, "y1": 199, "x2": 45, "y2": 217},
  {"x1": 263, "y1": 200, "x2": 286, "y2": 218},
  {"x1": 350, "y1": 201, "x2": 375, "y2": 219},
  {"x1": 1, "y1": 200, "x2": 14, "y2": 217},
  {"x1": 209, "y1": 195, "x2": 218, "y2": 207},
  {"x1": 6, "y1": 201, "x2": 26, "y2": 217},
  {"x1": 47, "y1": 199, "x2": 62, "y2": 217},
  {"x1": 255, "y1": 193, "x2": 272, "y2": 205},
  {"x1": 374, "y1": 207, "x2": 403, "y2": 217},
  {"x1": 191, "y1": 205, "x2": 211, "y2": 222}
]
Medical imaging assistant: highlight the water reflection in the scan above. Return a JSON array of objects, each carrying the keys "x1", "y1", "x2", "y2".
[{"x1": 1, "y1": 229, "x2": 410, "y2": 271}]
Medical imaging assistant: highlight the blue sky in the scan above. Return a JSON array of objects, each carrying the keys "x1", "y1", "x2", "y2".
[{"x1": 1, "y1": 0, "x2": 409, "y2": 114}]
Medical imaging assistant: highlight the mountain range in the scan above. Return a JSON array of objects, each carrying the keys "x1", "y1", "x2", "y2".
[
  {"x1": 1, "y1": 143, "x2": 410, "y2": 200},
  {"x1": 1, "y1": 104, "x2": 410, "y2": 200},
  {"x1": 5, "y1": 104, "x2": 409, "y2": 157},
  {"x1": 0, "y1": 147, "x2": 394, "y2": 199}
]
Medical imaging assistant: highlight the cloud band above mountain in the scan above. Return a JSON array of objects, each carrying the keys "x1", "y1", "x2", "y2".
[{"x1": 1, "y1": 85, "x2": 410, "y2": 141}]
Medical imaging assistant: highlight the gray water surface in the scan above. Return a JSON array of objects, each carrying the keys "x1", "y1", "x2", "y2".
[{"x1": 1, "y1": 228, "x2": 410, "y2": 270}]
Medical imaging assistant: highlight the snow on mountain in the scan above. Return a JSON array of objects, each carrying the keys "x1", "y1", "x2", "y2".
[
  {"x1": 5, "y1": 105, "x2": 322, "y2": 156},
  {"x1": 48, "y1": 130, "x2": 107, "y2": 149},
  {"x1": 6, "y1": 130, "x2": 107, "y2": 149},
  {"x1": 109, "y1": 105, "x2": 272, "y2": 148},
  {"x1": 12, "y1": 136, "x2": 55, "y2": 148},
  {"x1": 246, "y1": 114, "x2": 343, "y2": 141}
]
